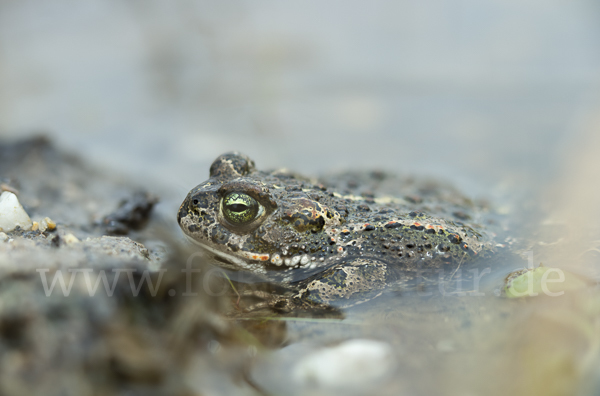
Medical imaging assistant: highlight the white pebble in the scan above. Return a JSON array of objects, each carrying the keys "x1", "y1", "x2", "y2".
[
  {"x1": 0, "y1": 192, "x2": 32, "y2": 232},
  {"x1": 292, "y1": 339, "x2": 394, "y2": 390},
  {"x1": 0, "y1": 232, "x2": 7, "y2": 242},
  {"x1": 63, "y1": 233, "x2": 80, "y2": 244}
]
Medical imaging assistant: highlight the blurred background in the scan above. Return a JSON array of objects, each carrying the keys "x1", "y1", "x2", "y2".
[{"x1": 1, "y1": 0, "x2": 599, "y2": 202}]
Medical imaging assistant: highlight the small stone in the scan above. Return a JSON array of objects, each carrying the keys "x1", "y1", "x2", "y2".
[
  {"x1": 0, "y1": 232, "x2": 7, "y2": 242},
  {"x1": 31, "y1": 222, "x2": 39, "y2": 231},
  {"x1": 292, "y1": 339, "x2": 394, "y2": 390},
  {"x1": 39, "y1": 217, "x2": 57, "y2": 232},
  {"x1": 45, "y1": 217, "x2": 56, "y2": 230},
  {"x1": 63, "y1": 233, "x2": 80, "y2": 244},
  {"x1": 0, "y1": 192, "x2": 33, "y2": 232}
]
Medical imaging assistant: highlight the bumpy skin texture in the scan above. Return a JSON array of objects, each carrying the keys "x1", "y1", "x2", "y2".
[{"x1": 178, "y1": 152, "x2": 495, "y2": 308}]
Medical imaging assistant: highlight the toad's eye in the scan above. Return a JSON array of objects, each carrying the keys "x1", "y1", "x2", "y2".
[{"x1": 222, "y1": 192, "x2": 261, "y2": 225}]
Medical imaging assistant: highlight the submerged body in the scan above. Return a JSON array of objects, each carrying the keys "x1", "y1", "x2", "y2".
[{"x1": 178, "y1": 153, "x2": 495, "y2": 308}]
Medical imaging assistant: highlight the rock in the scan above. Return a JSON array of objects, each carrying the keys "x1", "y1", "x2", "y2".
[
  {"x1": 63, "y1": 233, "x2": 80, "y2": 244},
  {"x1": 291, "y1": 339, "x2": 395, "y2": 391},
  {"x1": 37, "y1": 217, "x2": 56, "y2": 232},
  {"x1": 0, "y1": 232, "x2": 7, "y2": 242},
  {"x1": 0, "y1": 192, "x2": 32, "y2": 232},
  {"x1": 103, "y1": 191, "x2": 159, "y2": 235}
]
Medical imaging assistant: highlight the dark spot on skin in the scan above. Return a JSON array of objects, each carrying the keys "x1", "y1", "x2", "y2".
[
  {"x1": 211, "y1": 226, "x2": 230, "y2": 245},
  {"x1": 364, "y1": 225, "x2": 375, "y2": 231},
  {"x1": 188, "y1": 224, "x2": 199, "y2": 233},
  {"x1": 335, "y1": 205, "x2": 348, "y2": 217},
  {"x1": 384, "y1": 222, "x2": 402, "y2": 229},
  {"x1": 406, "y1": 243, "x2": 415, "y2": 248},
  {"x1": 358, "y1": 204, "x2": 370, "y2": 211},
  {"x1": 438, "y1": 244, "x2": 450, "y2": 252},
  {"x1": 448, "y1": 234, "x2": 462, "y2": 244}
]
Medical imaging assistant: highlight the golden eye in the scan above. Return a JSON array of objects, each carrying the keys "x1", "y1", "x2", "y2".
[{"x1": 222, "y1": 192, "x2": 261, "y2": 225}]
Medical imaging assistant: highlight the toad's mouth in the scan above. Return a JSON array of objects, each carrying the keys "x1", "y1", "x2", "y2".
[
  {"x1": 183, "y1": 234, "x2": 317, "y2": 272},
  {"x1": 183, "y1": 234, "x2": 269, "y2": 272}
]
